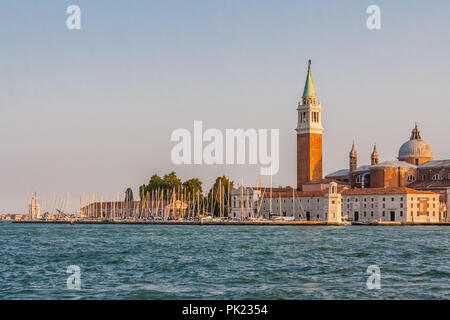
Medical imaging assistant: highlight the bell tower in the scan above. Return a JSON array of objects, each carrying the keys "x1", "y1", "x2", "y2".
[
  {"x1": 296, "y1": 60, "x2": 324, "y2": 190},
  {"x1": 349, "y1": 142, "x2": 357, "y2": 172},
  {"x1": 371, "y1": 143, "x2": 379, "y2": 165}
]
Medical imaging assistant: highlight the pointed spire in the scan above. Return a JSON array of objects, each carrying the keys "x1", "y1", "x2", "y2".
[
  {"x1": 302, "y1": 59, "x2": 316, "y2": 97},
  {"x1": 371, "y1": 143, "x2": 379, "y2": 165},
  {"x1": 410, "y1": 122, "x2": 421, "y2": 140},
  {"x1": 372, "y1": 143, "x2": 378, "y2": 155},
  {"x1": 350, "y1": 141, "x2": 357, "y2": 156},
  {"x1": 349, "y1": 142, "x2": 357, "y2": 172}
]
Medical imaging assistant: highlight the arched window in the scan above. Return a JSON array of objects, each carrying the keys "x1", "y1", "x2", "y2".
[
  {"x1": 356, "y1": 175, "x2": 362, "y2": 183},
  {"x1": 407, "y1": 174, "x2": 416, "y2": 182},
  {"x1": 432, "y1": 174, "x2": 442, "y2": 181}
]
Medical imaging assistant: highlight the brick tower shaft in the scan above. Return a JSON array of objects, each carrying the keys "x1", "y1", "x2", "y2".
[{"x1": 296, "y1": 60, "x2": 324, "y2": 190}]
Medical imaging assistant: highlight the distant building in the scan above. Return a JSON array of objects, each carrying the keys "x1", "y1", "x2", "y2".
[
  {"x1": 289, "y1": 60, "x2": 448, "y2": 222},
  {"x1": 80, "y1": 198, "x2": 191, "y2": 219},
  {"x1": 340, "y1": 187, "x2": 440, "y2": 223},
  {"x1": 230, "y1": 183, "x2": 441, "y2": 223},
  {"x1": 325, "y1": 129, "x2": 449, "y2": 221},
  {"x1": 28, "y1": 196, "x2": 41, "y2": 220},
  {"x1": 229, "y1": 60, "x2": 449, "y2": 224},
  {"x1": 230, "y1": 186, "x2": 262, "y2": 220}
]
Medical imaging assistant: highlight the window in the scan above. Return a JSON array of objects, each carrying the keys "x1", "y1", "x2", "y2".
[
  {"x1": 371, "y1": 211, "x2": 374, "y2": 217},
  {"x1": 382, "y1": 211, "x2": 385, "y2": 217},
  {"x1": 356, "y1": 175, "x2": 362, "y2": 183},
  {"x1": 400, "y1": 203, "x2": 403, "y2": 208},
  {"x1": 383, "y1": 198, "x2": 385, "y2": 201},
  {"x1": 407, "y1": 174, "x2": 416, "y2": 182},
  {"x1": 391, "y1": 198, "x2": 394, "y2": 201},
  {"x1": 432, "y1": 174, "x2": 442, "y2": 181},
  {"x1": 400, "y1": 211, "x2": 403, "y2": 217}
]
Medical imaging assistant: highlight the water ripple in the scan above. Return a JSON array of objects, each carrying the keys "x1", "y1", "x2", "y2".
[{"x1": 0, "y1": 224, "x2": 448, "y2": 299}]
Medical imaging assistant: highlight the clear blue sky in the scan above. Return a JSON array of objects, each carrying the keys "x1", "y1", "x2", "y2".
[{"x1": 1, "y1": 1, "x2": 449, "y2": 213}]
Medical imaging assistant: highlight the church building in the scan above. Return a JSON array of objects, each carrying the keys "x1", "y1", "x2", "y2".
[{"x1": 230, "y1": 60, "x2": 448, "y2": 223}]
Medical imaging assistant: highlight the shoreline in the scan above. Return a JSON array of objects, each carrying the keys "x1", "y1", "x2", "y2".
[{"x1": 8, "y1": 220, "x2": 450, "y2": 226}]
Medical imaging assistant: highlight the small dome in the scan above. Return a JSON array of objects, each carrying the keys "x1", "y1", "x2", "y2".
[
  {"x1": 398, "y1": 124, "x2": 433, "y2": 160},
  {"x1": 398, "y1": 139, "x2": 433, "y2": 159}
]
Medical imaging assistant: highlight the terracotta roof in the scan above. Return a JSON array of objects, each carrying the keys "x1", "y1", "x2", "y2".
[
  {"x1": 341, "y1": 187, "x2": 438, "y2": 196},
  {"x1": 301, "y1": 178, "x2": 347, "y2": 185},
  {"x1": 418, "y1": 159, "x2": 450, "y2": 168},
  {"x1": 325, "y1": 169, "x2": 349, "y2": 179},
  {"x1": 372, "y1": 160, "x2": 417, "y2": 169},
  {"x1": 407, "y1": 180, "x2": 450, "y2": 189},
  {"x1": 263, "y1": 187, "x2": 348, "y2": 198},
  {"x1": 352, "y1": 165, "x2": 372, "y2": 173}
]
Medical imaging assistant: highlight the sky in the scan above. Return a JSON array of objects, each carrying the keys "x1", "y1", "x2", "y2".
[{"x1": 0, "y1": 0, "x2": 449, "y2": 213}]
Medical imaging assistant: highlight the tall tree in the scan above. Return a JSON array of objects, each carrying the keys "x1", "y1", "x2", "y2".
[
  {"x1": 124, "y1": 188, "x2": 134, "y2": 202},
  {"x1": 207, "y1": 176, "x2": 234, "y2": 217},
  {"x1": 139, "y1": 184, "x2": 147, "y2": 201},
  {"x1": 163, "y1": 172, "x2": 181, "y2": 191},
  {"x1": 147, "y1": 174, "x2": 165, "y2": 192},
  {"x1": 182, "y1": 178, "x2": 203, "y2": 195}
]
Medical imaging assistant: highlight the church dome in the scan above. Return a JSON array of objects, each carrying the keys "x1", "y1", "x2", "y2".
[
  {"x1": 398, "y1": 123, "x2": 433, "y2": 160},
  {"x1": 398, "y1": 139, "x2": 433, "y2": 159}
]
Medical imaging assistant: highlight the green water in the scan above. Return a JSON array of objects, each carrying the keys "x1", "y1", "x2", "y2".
[{"x1": 0, "y1": 223, "x2": 448, "y2": 299}]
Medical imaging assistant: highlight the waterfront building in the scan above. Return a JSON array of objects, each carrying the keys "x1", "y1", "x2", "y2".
[
  {"x1": 287, "y1": 61, "x2": 450, "y2": 221},
  {"x1": 28, "y1": 195, "x2": 41, "y2": 220},
  {"x1": 231, "y1": 60, "x2": 447, "y2": 223},
  {"x1": 326, "y1": 127, "x2": 449, "y2": 221},
  {"x1": 229, "y1": 186, "x2": 262, "y2": 220},
  {"x1": 80, "y1": 198, "x2": 191, "y2": 220},
  {"x1": 340, "y1": 187, "x2": 440, "y2": 223},
  {"x1": 230, "y1": 183, "x2": 440, "y2": 223}
]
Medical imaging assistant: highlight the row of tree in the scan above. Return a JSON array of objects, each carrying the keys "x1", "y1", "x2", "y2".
[{"x1": 124, "y1": 172, "x2": 234, "y2": 216}]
